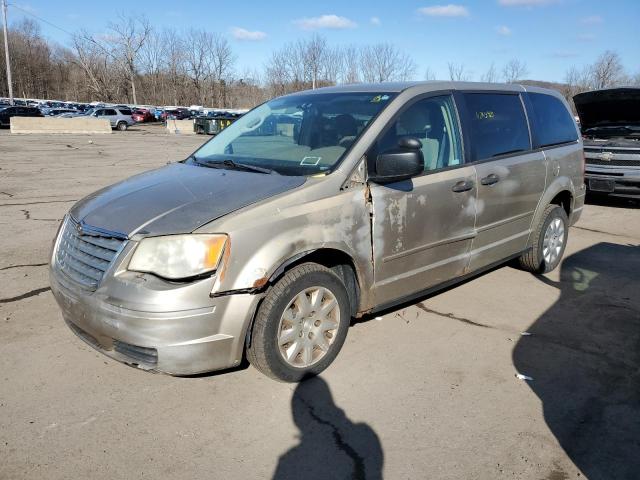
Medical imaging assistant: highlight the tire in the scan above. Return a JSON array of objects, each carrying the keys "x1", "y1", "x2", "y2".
[
  {"x1": 519, "y1": 204, "x2": 569, "y2": 274},
  {"x1": 246, "y1": 263, "x2": 351, "y2": 382},
  {"x1": 116, "y1": 121, "x2": 128, "y2": 131}
]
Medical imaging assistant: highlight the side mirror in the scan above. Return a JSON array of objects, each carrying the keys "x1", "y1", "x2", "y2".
[{"x1": 369, "y1": 137, "x2": 424, "y2": 184}]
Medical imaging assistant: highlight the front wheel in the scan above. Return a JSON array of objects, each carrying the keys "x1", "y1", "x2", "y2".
[
  {"x1": 246, "y1": 263, "x2": 351, "y2": 382},
  {"x1": 519, "y1": 204, "x2": 568, "y2": 274},
  {"x1": 116, "y1": 121, "x2": 128, "y2": 131}
]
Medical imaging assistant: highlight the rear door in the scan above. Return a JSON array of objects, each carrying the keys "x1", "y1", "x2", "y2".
[
  {"x1": 102, "y1": 108, "x2": 118, "y2": 127},
  {"x1": 369, "y1": 93, "x2": 477, "y2": 306},
  {"x1": 457, "y1": 91, "x2": 547, "y2": 271}
]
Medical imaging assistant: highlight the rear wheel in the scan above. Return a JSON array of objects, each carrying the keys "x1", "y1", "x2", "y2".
[
  {"x1": 519, "y1": 204, "x2": 568, "y2": 273},
  {"x1": 246, "y1": 263, "x2": 350, "y2": 382},
  {"x1": 116, "y1": 121, "x2": 128, "y2": 131}
]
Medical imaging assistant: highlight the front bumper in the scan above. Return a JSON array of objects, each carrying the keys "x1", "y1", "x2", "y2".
[
  {"x1": 585, "y1": 164, "x2": 640, "y2": 195},
  {"x1": 50, "y1": 266, "x2": 262, "y2": 375}
]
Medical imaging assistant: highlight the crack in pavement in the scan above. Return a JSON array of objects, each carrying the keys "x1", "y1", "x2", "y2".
[
  {"x1": 298, "y1": 396, "x2": 367, "y2": 480},
  {"x1": 0, "y1": 287, "x2": 51, "y2": 304},
  {"x1": 417, "y1": 303, "x2": 493, "y2": 328},
  {"x1": 573, "y1": 225, "x2": 636, "y2": 240},
  {"x1": 0, "y1": 191, "x2": 14, "y2": 197},
  {"x1": 0, "y1": 263, "x2": 48, "y2": 271},
  {"x1": 0, "y1": 199, "x2": 77, "y2": 207}
]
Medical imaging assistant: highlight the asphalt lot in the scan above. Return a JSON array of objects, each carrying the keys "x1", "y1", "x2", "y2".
[{"x1": 1, "y1": 125, "x2": 639, "y2": 480}]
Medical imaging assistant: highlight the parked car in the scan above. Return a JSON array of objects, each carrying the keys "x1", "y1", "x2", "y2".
[
  {"x1": 88, "y1": 107, "x2": 135, "y2": 130},
  {"x1": 0, "y1": 105, "x2": 44, "y2": 127},
  {"x1": 132, "y1": 108, "x2": 154, "y2": 123},
  {"x1": 50, "y1": 82, "x2": 584, "y2": 382},
  {"x1": 574, "y1": 87, "x2": 640, "y2": 196},
  {"x1": 161, "y1": 108, "x2": 190, "y2": 121},
  {"x1": 47, "y1": 108, "x2": 78, "y2": 117}
]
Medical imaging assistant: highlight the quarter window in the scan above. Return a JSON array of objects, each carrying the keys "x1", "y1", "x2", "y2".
[
  {"x1": 527, "y1": 93, "x2": 578, "y2": 147},
  {"x1": 375, "y1": 95, "x2": 463, "y2": 172},
  {"x1": 462, "y1": 93, "x2": 531, "y2": 161}
]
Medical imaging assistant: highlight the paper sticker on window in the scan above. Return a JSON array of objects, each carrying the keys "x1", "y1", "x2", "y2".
[
  {"x1": 301, "y1": 156, "x2": 321, "y2": 166},
  {"x1": 476, "y1": 111, "x2": 495, "y2": 120},
  {"x1": 371, "y1": 95, "x2": 390, "y2": 103}
]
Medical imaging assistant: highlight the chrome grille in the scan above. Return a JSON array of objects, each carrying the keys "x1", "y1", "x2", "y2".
[
  {"x1": 585, "y1": 157, "x2": 640, "y2": 167},
  {"x1": 55, "y1": 217, "x2": 126, "y2": 292}
]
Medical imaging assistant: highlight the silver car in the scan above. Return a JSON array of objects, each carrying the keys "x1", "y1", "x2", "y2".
[
  {"x1": 575, "y1": 87, "x2": 640, "y2": 196},
  {"x1": 50, "y1": 82, "x2": 585, "y2": 382}
]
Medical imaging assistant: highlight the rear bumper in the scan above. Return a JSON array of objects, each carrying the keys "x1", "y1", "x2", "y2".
[{"x1": 50, "y1": 267, "x2": 262, "y2": 375}]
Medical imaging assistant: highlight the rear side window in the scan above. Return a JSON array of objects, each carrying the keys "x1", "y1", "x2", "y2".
[
  {"x1": 104, "y1": 109, "x2": 117, "y2": 116},
  {"x1": 526, "y1": 93, "x2": 578, "y2": 148},
  {"x1": 462, "y1": 93, "x2": 531, "y2": 161},
  {"x1": 118, "y1": 108, "x2": 132, "y2": 115}
]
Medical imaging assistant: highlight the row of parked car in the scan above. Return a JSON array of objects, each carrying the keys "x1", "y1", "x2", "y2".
[{"x1": 0, "y1": 97, "x2": 248, "y2": 132}]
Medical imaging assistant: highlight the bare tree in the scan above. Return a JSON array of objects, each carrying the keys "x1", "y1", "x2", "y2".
[
  {"x1": 107, "y1": 14, "x2": 151, "y2": 104},
  {"x1": 360, "y1": 43, "x2": 416, "y2": 83},
  {"x1": 589, "y1": 50, "x2": 625, "y2": 89},
  {"x1": 502, "y1": 59, "x2": 528, "y2": 83},
  {"x1": 424, "y1": 67, "x2": 436, "y2": 81},
  {"x1": 183, "y1": 29, "x2": 216, "y2": 105},
  {"x1": 341, "y1": 45, "x2": 360, "y2": 84},
  {"x1": 480, "y1": 63, "x2": 499, "y2": 83},
  {"x1": 71, "y1": 30, "x2": 118, "y2": 101},
  {"x1": 447, "y1": 62, "x2": 470, "y2": 81},
  {"x1": 210, "y1": 33, "x2": 235, "y2": 106}
]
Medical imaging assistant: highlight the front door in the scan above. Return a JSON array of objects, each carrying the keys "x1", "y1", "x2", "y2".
[{"x1": 369, "y1": 94, "x2": 477, "y2": 307}]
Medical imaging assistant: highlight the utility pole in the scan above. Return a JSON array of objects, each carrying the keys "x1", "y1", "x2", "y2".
[{"x1": 2, "y1": 0, "x2": 14, "y2": 105}]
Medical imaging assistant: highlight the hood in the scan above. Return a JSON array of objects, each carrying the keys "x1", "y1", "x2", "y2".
[
  {"x1": 574, "y1": 88, "x2": 640, "y2": 132},
  {"x1": 70, "y1": 163, "x2": 306, "y2": 237}
]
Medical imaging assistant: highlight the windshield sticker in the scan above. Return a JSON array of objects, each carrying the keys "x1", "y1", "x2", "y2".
[
  {"x1": 301, "y1": 156, "x2": 321, "y2": 166},
  {"x1": 371, "y1": 95, "x2": 390, "y2": 103}
]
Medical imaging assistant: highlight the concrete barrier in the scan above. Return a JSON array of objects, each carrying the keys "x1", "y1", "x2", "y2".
[
  {"x1": 166, "y1": 119, "x2": 195, "y2": 135},
  {"x1": 10, "y1": 117, "x2": 112, "y2": 134}
]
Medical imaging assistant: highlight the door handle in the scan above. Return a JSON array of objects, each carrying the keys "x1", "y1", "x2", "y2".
[
  {"x1": 451, "y1": 180, "x2": 474, "y2": 193},
  {"x1": 480, "y1": 174, "x2": 500, "y2": 186}
]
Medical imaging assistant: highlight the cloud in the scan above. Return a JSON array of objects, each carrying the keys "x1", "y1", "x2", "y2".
[
  {"x1": 580, "y1": 15, "x2": 603, "y2": 24},
  {"x1": 231, "y1": 27, "x2": 267, "y2": 41},
  {"x1": 294, "y1": 14, "x2": 357, "y2": 30},
  {"x1": 417, "y1": 4, "x2": 470, "y2": 17},
  {"x1": 498, "y1": 0, "x2": 558, "y2": 6},
  {"x1": 370, "y1": 16, "x2": 381, "y2": 26},
  {"x1": 496, "y1": 25, "x2": 512, "y2": 35}
]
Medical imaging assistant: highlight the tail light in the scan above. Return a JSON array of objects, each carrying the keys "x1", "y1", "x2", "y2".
[{"x1": 581, "y1": 151, "x2": 586, "y2": 177}]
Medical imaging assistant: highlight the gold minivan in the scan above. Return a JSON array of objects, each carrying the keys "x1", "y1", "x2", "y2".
[{"x1": 50, "y1": 82, "x2": 585, "y2": 381}]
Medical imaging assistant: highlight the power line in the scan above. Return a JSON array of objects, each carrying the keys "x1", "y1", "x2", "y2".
[{"x1": 8, "y1": 3, "x2": 75, "y2": 38}]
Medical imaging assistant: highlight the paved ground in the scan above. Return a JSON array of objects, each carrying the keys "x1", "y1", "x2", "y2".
[{"x1": 1, "y1": 125, "x2": 639, "y2": 480}]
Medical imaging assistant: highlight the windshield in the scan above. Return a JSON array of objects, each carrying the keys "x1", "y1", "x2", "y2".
[{"x1": 190, "y1": 92, "x2": 395, "y2": 176}]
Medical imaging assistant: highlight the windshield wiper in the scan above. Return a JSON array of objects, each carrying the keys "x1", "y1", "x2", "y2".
[{"x1": 192, "y1": 158, "x2": 276, "y2": 175}]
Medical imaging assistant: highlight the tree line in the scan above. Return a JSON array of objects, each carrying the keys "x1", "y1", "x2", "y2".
[{"x1": 0, "y1": 15, "x2": 638, "y2": 110}]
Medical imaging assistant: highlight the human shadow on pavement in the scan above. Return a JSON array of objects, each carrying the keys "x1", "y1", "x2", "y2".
[
  {"x1": 513, "y1": 242, "x2": 640, "y2": 480},
  {"x1": 273, "y1": 376, "x2": 383, "y2": 480}
]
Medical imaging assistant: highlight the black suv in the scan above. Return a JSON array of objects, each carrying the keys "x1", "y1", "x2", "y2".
[{"x1": 0, "y1": 106, "x2": 44, "y2": 127}]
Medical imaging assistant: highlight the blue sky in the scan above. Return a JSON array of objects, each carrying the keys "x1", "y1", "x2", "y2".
[{"x1": 7, "y1": 0, "x2": 640, "y2": 82}]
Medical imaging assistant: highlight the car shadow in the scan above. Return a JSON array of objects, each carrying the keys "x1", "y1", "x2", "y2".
[
  {"x1": 273, "y1": 376, "x2": 384, "y2": 480},
  {"x1": 586, "y1": 192, "x2": 640, "y2": 209},
  {"x1": 513, "y1": 242, "x2": 640, "y2": 479}
]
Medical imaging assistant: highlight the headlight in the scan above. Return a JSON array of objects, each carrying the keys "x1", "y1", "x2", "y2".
[{"x1": 128, "y1": 234, "x2": 227, "y2": 280}]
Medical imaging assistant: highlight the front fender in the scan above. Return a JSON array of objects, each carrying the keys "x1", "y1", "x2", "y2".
[{"x1": 207, "y1": 184, "x2": 375, "y2": 310}]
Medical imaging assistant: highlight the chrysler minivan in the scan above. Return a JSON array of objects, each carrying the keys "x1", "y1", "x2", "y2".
[{"x1": 50, "y1": 82, "x2": 585, "y2": 382}]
